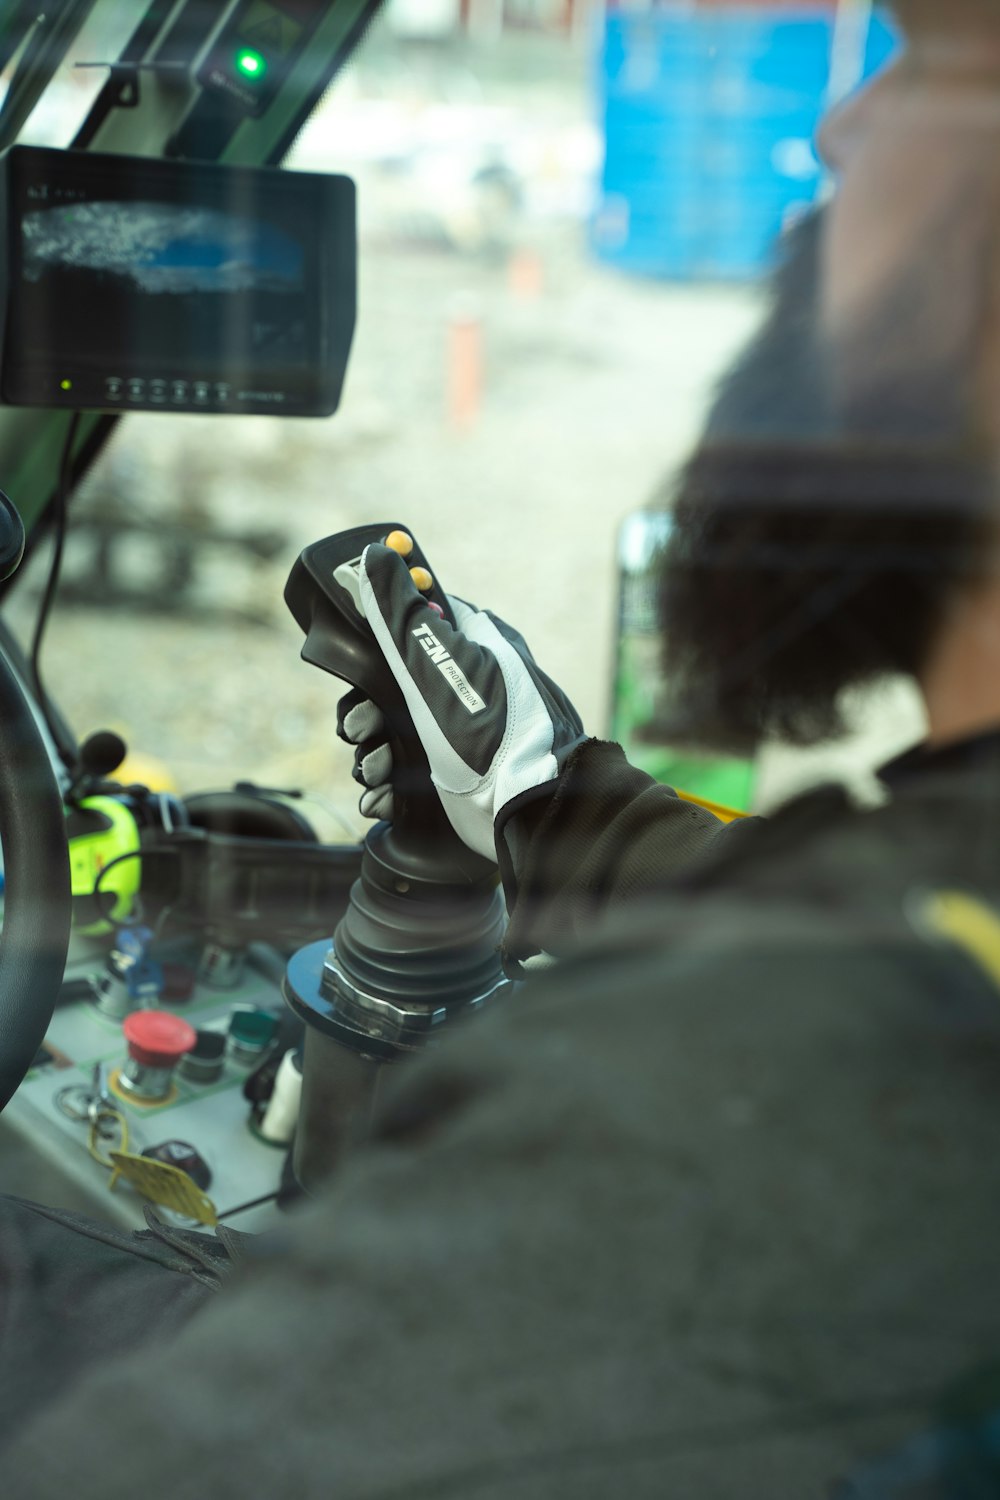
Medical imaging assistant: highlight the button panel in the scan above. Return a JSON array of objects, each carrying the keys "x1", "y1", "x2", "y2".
[{"x1": 46, "y1": 374, "x2": 296, "y2": 413}]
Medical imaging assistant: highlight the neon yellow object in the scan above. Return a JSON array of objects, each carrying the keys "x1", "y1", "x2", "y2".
[{"x1": 67, "y1": 794, "x2": 141, "y2": 934}]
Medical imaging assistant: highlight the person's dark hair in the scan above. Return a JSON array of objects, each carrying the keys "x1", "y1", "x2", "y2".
[
  {"x1": 653, "y1": 211, "x2": 997, "y2": 753},
  {"x1": 657, "y1": 442, "x2": 993, "y2": 750}
]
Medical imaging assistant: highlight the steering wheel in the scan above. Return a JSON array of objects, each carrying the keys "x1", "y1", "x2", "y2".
[{"x1": 0, "y1": 515, "x2": 72, "y2": 1112}]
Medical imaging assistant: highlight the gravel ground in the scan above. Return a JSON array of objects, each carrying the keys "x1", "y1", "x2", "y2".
[
  {"x1": 4, "y1": 32, "x2": 764, "y2": 830},
  {"x1": 8, "y1": 255, "x2": 758, "y2": 825}
]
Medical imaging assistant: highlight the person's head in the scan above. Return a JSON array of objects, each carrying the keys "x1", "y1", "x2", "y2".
[
  {"x1": 656, "y1": 2, "x2": 1000, "y2": 752},
  {"x1": 821, "y1": 0, "x2": 1000, "y2": 441}
]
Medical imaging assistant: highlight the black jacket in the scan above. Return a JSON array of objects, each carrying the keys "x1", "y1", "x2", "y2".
[{"x1": 7, "y1": 735, "x2": 1000, "y2": 1498}]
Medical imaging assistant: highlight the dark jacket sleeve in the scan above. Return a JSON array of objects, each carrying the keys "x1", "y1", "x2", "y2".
[
  {"x1": 501, "y1": 738, "x2": 761, "y2": 966},
  {"x1": 6, "y1": 924, "x2": 999, "y2": 1499}
]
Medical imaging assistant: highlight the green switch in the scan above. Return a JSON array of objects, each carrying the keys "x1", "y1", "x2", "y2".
[{"x1": 235, "y1": 47, "x2": 267, "y2": 80}]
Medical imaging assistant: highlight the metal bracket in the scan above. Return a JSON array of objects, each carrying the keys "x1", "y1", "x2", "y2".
[{"x1": 74, "y1": 59, "x2": 189, "y2": 111}]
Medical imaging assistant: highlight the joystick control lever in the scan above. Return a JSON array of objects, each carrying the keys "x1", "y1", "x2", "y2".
[
  {"x1": 282, "y1": 524, "x2": 508, "y2": 1190},
  {"x1": 284, "y1": 523, "x2": 493, "y2": 886}
]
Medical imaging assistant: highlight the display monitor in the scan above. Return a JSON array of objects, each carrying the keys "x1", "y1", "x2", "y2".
[{"x1": 0, "y1": 146, "x2": 356, "y2": 417}]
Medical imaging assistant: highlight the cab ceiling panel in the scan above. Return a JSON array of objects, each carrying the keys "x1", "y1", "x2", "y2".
[{"x1": 74, "y1": 0, "x2": 384, "y2": 167}]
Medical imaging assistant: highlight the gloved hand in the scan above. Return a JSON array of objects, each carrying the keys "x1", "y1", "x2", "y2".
[{"x1": 337, "y1": 544, "x2": 587, "y2": 865}]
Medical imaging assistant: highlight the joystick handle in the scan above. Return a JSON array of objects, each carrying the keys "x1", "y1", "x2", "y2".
[{"x1": 284, "y1": 523, "x2": 496, "y2": 888}]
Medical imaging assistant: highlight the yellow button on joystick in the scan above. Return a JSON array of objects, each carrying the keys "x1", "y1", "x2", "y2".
[
  {"x1": 410, "y1": 566, "x2": 434, "y2": 593},
  {"x1": 385, "y1": 530, "x2": 414, "y2": 558}
]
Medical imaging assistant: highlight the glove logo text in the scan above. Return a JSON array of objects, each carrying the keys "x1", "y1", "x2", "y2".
[{"x1": 412, "y1": 623, "x2": 487, "y2": 716}]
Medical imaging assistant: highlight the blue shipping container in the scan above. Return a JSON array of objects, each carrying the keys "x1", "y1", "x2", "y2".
[{"x1": 591, "y1": 6, "x2": 899, "y2": 280}]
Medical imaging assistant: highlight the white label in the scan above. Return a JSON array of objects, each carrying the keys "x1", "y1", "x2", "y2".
[{"x1": 412, "y1": 623, "x2": 486, "y2": 714}]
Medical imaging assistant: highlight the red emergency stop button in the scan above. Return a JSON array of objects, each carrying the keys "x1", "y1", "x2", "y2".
[{"x1": 123, "y1": 1011, "x2": 197, "y2": 1069}]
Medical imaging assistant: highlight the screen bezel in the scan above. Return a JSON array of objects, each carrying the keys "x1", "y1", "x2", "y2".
[{"x1": 0, "y1": 146, "x2": 356, "y2": 418}]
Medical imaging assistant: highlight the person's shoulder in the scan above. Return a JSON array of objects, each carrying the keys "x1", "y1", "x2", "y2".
[{"x1": 524, "y1": 773, "x2": 1000, "y2": 1053}]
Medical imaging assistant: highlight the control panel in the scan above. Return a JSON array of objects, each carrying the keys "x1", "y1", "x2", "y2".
[{"x1": 5, "y1": 929, "x2": 297, "y2": 1232}]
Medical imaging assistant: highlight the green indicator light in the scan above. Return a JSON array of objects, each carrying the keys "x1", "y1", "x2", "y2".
[
  {"x1": 60, "y1": 379, "x2": 72, "y2": 391},
  {"x1": 235, "y1": 48, "x2": 266, "y2": 79}
]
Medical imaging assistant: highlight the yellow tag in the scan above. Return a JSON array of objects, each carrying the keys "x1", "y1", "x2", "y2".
[
  {"x1": 674, "y1": 788, "x2": 747, "y2": 825},
  {"x1": 920, "y1": 889, "x2": 1000, "y2": 994},
  {"x1": 108, "y1": 1151, "x2": 218, "y2": 1226}
]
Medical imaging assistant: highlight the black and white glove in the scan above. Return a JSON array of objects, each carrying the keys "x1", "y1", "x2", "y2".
[
  {"x1": 337, "y1": 688, "x2": 394, "y2": 822},
  {"x1": 337, "y1": 543, "x2": 587, "y2": 866}
]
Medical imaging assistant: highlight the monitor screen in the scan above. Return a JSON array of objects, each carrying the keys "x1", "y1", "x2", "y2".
[{"x1": 0, "y1": 146, "x2": 356, "y2": 417}]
